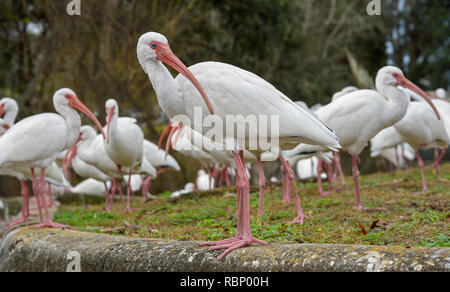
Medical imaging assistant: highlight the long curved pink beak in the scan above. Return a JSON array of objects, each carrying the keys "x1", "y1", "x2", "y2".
[
  {"x1": 157, "y1": 43, "x2": 215, "y2": 115},
  {"x1": 397, "y1": 75, "x2": 440, "y2": 120},
  {"x1": 70, "y1": 96, "x2": 106, "y2": 139},
  {"x1": 106, "y1": 106, "x2": 115, "y2": 144}
]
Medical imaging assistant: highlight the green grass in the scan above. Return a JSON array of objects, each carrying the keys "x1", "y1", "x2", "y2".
[{"x1": 55, "y1": 163, "x2": 450, "y2": 247}]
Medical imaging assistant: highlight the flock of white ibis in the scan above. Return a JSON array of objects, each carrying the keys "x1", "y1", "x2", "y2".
[{"x1": 0, "y1": 31, "x2": 448, "y2": 260}]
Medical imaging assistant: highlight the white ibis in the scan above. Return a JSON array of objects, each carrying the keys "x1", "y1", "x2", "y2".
[
  {"x1": 104, "y1": 99, "x2": 144, "y2": 213},
  {"x1": 0, "y1": 97, "x2": 19, "y2": 126},
  {"x1": 77, "y1": 125, "x2": 125, "y2": 209},
  {"x1": 137, "y1": 32, "x2": 340, "y2": 259},
  {"x1": 371, "y1": 143, "x2": 415, "y2": 171},
  {"x1": 0, "y1": 88, "x2": 105, "y2": 229},
  {"x1": 171, "y1": 183, "x2": 195, "y2": 198},
  {"x1": 392, "y1": 101, "x2": 449, "y2": 191},
  {"x1": 370, "y1": 126, "x2": 409, "y2": 168},
  {"x1": 71, "y1": 178, "x2": 110, "y2": 197},
  {"x1": 65, "y1": 128, "x2": 113, "y2": 210},
  {"x1": 140, "y1": 139, "x2": 179, "y2": 201},
  {"x1": 330, "y1": 88, "x2": 360, "y2": 185},
  {"x1": 429, "y1": 98, "x2": 450, "y2": 175},
  {"x1": 287, "y1": 67, "x2": 440, "y2": 210}
]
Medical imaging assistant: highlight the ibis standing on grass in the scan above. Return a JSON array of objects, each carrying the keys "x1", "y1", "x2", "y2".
[
  {"x1": 392, "y1": 101, "x2": 449, "y2": 191},
  {"x1": 0, "y1": 88, "x2": 105, "y2": 229},
  {"x1": 137, "y1": 32, "x2": 340, "y2": 259},
  {"x1": 104, "y1": 99, "x2": 144, "y2": 213},
  {"x1": 288, "y1": 67, "x2": 440, "y2": 210}
]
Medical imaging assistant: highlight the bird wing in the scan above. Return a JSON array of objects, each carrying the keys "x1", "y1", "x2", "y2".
[
  {"x1": 0, "y1": 114, "x2": 67, "y2": 167},
  {"x1": 143, "y1": 140, "x2": 181, "y2": 170},
  {"x1": 176, "y1": 62, "x2": 340, "y2": 150},
  {"x1": 316, "y1": 90, "x2": 388, "y2": 153}
]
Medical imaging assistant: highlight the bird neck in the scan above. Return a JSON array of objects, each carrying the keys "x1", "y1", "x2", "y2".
[
  {"x1": 381, "y1": 85, "x2": 410, "y2": 126},
  {"x1": 145, "y1": 61, "x2": 184, "y2": 118},
  {"x1": 4, "y1": 107, "x2": 18, "y2": 126},
  {"x1": 107, "y1": 113, "x2": 120, "y2": 144},
  {"x1": 56, "y1": 105, "x2": 82, "y2": 149}
]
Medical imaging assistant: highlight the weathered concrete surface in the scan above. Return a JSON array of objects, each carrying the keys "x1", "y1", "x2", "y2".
[{"x1": 0, "y1": 228, "x2": 448, "y2": 272}]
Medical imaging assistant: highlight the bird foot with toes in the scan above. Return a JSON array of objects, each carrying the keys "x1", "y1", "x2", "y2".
[
  {"x1": 5, "y1": 217, "x2": 29, "y2": 231},
  {"x1": 30, "y1": 221, "x2": 73, "y2": 229},
  {"x1": 201, "y1": 236, "x2": 267, "y2": 260},
  {"x1": 288, "y1": 214, "x2": 310, "y2": 225}
]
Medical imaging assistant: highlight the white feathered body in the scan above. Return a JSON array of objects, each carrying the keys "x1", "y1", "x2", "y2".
[
  {"x1": 149, "y1": 61, "x2": 340, "y2": 151},
  {"x1": 315, "y1": 89, "x2": 409, "y2": 155},
  {"x1": 0, "y1": 113, "x2": 79, "y2": 168},
  {"x1": 394, "y1": 102, "x2": 450, "y2": 150},
  {"x1": 104, "y1": 117, "x2": 143, "y2": 171}
]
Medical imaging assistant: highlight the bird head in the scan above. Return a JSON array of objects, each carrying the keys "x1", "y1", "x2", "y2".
[
  {"x1": 376, "y1": 66, "x2": 440, "y2": 120},
  {"x1": 137, "y1": 32, "x2": 214, "y2": 115},
  {"x1": 0, "y1": 97, "x2": 18, "y2": 119},
  {"x1": 54, "y1": 88, "x2": 106, "y2": 138},
  {"x1": 80, "y1": 125, "x2": 97, "y2": 142}
]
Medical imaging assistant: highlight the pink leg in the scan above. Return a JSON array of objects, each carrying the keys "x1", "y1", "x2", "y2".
[
  {"x1": 401, "y1": 145, "x2": 409, "y2": 170},
  {"x1": 201, "y1": 151, "x2": 266, "y2": 260},
  {"x1": 115, "y1": 165, "x2": 124, "y2": 203},
  {"x1": 395, "y1": 147, "x2": 400, "y2": 169},
  {"x1": 31, "y1": 168, "x2": 72, "y2": 229},
  {"x1": 416, "y1": 151, "x2": 428, "y2": 192},
  {"x1": 257, "y1": 156, "x2": 266, "y2": 219},
  {"x1": 326, "y1": 161, "x2": 338, "y2": 185},
  {"x1": 317, "y1": 161, "x2": 331, "y2": 196},
  {"x1": 233, "y1": 167, "x2": 241, "y2": 217},
  {"x1": 352, "y1": 155, "x2": 366, "y2": 211},
  {"x1": 117, "y1": 180, "x2": 123, "y2": 203},
  {"x1": 212, "y1": 165, "x2": 219, "y2": 189},
  {"x1": 5, "y1": 180, "x2": 31, "y2": 230},
  {"x1": 334, "y1": 152, "x2": 346, "y2": 185},
  {"x1": 281, "y1": 162, "x2": 291, "y2": 203},
  {"x1": 110, "y1": 181, "x2": 116, "y2": 209},
  {"x1": 104, "y1": 182, "x2": 112, "y2": 212},
  {"x1": 224, "y1": 167, "x2": 231, "y2": 187},
  {"x1": 219, "y1": 167, "x2": 226, "y2": 187},
  {"x1": 141, "y1": 176, "x2": 152, "y2": 202},
  {"x1": 47, "y1": 184, "x2": 54, "y2": 208},
  {"x1": 30, "y1": 168, "x2": 44, "y2": 224},
  {"x1": 389, "y1": 161, "x2": 394, "y2": 173},
  {"x1": 432, "y1": 148, "x2": 446, "y2": 177},
  {"x1": 123, "y1": 169, "x2": 133, "y2": 213},
  {"x1": 279, "y1": 155, "x2": 309, "y2": 224},
  {"x1": 324, "y1": 162, "x2": 343, "y2": 192},
  {"x1": 22, "y1": 181, "x2": 30, "y2": 218}
]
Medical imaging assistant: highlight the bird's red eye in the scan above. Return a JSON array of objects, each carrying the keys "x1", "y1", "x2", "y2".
[
  {"x1": 150, "y1": 42, "x2": 157, "y2": 49},
  {"x1": 393, "y1": 73, "x2": 399, "y2": 78},
  {"x1": 64, "y1": 94, "x2": 71, "y2": 99}
]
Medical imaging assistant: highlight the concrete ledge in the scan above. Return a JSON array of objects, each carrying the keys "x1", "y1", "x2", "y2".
[{"x1": 1, "y1": 228, "x2": 448, "y2": 272}]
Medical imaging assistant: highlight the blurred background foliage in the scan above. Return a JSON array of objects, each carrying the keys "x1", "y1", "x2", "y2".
[{"x1": 0, "y1": 0, "x2": 448, "y2": 194}]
